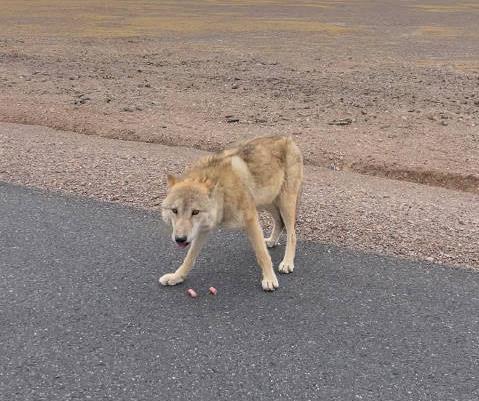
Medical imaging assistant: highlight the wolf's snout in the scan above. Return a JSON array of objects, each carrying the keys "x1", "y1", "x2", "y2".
[{"x1": 175, "y1": 236, "x2": 188, "y2": 244}]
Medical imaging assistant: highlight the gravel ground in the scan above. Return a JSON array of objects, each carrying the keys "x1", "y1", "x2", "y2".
[
  {"x1": 0, "y1": 1, "x2": 478, "y2": 193},
  {"x1": 1, "y1": 122, "x2": 477, "y2": 269}
]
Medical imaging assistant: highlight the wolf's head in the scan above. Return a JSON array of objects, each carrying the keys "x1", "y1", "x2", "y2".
[{"x1": 161, "y1": 175, "x2": 220, "y2": 248}]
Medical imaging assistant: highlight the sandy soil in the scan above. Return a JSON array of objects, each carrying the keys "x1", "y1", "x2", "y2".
[{"x1": 0, "y1": 1, "x2": 478, "y2": 267}]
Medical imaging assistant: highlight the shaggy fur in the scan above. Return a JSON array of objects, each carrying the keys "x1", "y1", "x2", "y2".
[{"x1": 160, "y1": 135, "x2": 303, "y2": 291}]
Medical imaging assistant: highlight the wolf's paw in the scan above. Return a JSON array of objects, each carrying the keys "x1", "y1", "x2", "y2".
[
  {"x1": 159, "y1": 273, "x2": 184, "y2": 286},
  {"x1": 278, "y1": 260, "x2": 294, "y2": 274},
  {"x1": 261, "y1": 273, "x2": 279, "y2": 291},
  {"x1": 265, "y1": 237, "x2": 280, "y2": 248}
]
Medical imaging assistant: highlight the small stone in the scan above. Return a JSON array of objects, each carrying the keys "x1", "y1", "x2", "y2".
[
  {"x1": 226, "y1": 116, "x2": 239, "y2": 123},
  {"x1": 328, "y1": 118, "x2": 352, "y2": 126}
]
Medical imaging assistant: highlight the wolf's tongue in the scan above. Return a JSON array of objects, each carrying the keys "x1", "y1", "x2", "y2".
[{"x1": 177, "y1": 242, "x2": 189, "y2": 249}]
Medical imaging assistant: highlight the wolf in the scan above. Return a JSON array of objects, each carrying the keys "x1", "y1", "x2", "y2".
[{"x1": 160, "y1": 135, "x2": 303, "y2": 291}]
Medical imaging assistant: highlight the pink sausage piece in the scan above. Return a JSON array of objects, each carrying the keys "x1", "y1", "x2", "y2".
[
  {"x1": 208, "y1": 287, "x2": 217, "y2": 296},
  {"x1": 187, "y1": 288, "x2": 198, "y2": 298}
]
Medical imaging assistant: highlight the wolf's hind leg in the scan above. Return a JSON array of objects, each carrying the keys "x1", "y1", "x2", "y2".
[
  {"x1": 264, "y1": 205, "x2": 284, "y2": 248},
  {"x1": 276, "y1": 139, "x2": 303, "y2": 274},
  {"x1": 276, "y1": 189, "x2": 300, "y2": 274},
  {"x1": 159, "y1": 232, "x2": 209, "y2": 286}
]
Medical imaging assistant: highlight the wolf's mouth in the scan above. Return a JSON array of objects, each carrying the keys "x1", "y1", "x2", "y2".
[{"x1": 176, "y1": 241, "x2": 190, "y2": 249}]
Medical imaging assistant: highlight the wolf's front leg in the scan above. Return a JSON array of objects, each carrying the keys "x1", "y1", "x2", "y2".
[
  {"x1": 159, "y1": 232, "x2": 209, "y2": 286},
  {"x1": 245, "y1": 212, "x2": 279, "y2": 291}
]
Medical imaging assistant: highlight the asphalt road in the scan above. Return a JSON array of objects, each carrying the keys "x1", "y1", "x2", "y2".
[{"x1": 1, "y1": 182, "x2": 478, "y2": 401}]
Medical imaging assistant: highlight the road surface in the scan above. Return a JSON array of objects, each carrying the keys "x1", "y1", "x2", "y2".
[{"x1": 1, "y1": 183, "x2": 478, "y2": 400}]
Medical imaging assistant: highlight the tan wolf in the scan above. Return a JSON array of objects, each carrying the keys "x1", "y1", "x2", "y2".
[{"x1": 160, "y1": 135, "x2": 303, "y2": 291}]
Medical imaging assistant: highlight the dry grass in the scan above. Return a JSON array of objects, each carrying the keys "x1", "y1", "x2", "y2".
[{"x1": 0, "y1": 0, "x2": 352, "y2": 38}]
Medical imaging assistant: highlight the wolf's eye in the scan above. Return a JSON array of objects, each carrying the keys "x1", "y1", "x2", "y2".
[
  {"x1": 172, "y1": 208, "x2": 178, "y2": 214},
  {"x1": 192, "y1": 209, "x2": 200, "y2": 216}
]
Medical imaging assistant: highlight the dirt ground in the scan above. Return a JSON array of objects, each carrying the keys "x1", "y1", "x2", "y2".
[{"x1": 0, "y1": 1, "x2": 478, "y2": 267}]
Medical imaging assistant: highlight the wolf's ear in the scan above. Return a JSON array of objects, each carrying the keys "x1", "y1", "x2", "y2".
[
  {"x1": 166, "y1": 174, "x2": 177, "y2": 188},
  {"x1": 199, "y1": 177, "x2": 219, "y2": 195}
]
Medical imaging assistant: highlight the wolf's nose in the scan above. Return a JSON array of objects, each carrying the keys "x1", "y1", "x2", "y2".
[{"x1": 175, "y1": 236, "x2": 188, "y2": 244}]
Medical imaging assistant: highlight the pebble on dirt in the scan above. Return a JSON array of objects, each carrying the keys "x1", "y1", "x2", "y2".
[
  {"x1": 328, "y1": 118, "x2": 353, "y2": 126},
  {"x1": 225, "y1": 116, "x2": 240, "y2": 123}
]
